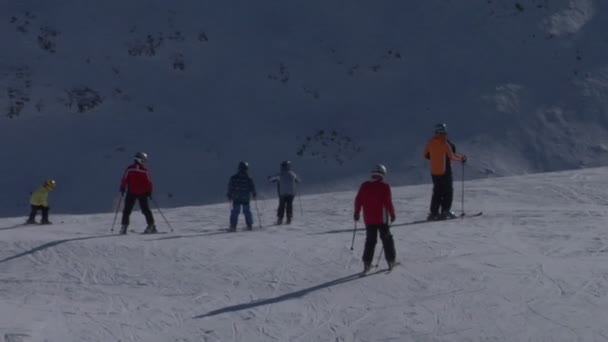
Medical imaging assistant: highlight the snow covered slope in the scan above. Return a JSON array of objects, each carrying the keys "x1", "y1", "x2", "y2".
[
  {"x1": 1, "y1": 0, "x2": 608, "y2": 216},
  {"x1": 1, "y1": 168, "x2": 608, "y2": 341}
]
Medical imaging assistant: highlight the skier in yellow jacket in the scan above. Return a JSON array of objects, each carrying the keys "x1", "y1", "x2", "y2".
[{"x1": 26, "y1": 179, "x2": 56, "y2": 224}]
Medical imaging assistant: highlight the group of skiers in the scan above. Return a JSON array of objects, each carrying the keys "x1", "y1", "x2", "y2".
[
  {"x1": 354, "y1": 122, "x2": 465, "y2": 272},
  {"x1": 25, "y1": 123, "x2": 466, "y2": 272},
  {"x1": 225, "y1": 160, "x2": 301, "y2": 231}
]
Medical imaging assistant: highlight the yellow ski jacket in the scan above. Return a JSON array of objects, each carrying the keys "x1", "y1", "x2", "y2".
[{"x1": 30, "y1": 186, "x2": 51, "y2": 207}]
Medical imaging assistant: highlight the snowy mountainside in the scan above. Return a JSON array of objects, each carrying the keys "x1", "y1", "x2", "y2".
[
  {"x1": 1, "y1": 0, "x2": 608, "y2": 216},
  {"x1": 1, "y1": 168, "x2": 608, "y2": 341}
]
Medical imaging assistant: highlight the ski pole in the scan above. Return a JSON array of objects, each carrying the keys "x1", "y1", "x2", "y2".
[
  {"x1": 460, "y1": 160, "x2": 465, "y2": 217},
  {"x1": 375, "y1": 247, "x2": 384, "y2": 268},
  {"x1": 151, "y1": 197, "x2": 173, "y2": 232},
  {"x1": 111, "y1": 194, "x2": 123, "y2": 232},
  {"x1": 297, "y1": 193, "x2": 304, "y2": 217},
  {"x1": 254, "y1": 197, "x2": 263, "y2": 228},
  {"x1": 350, "y1": 221, "x2": 357, "y2": 250}
]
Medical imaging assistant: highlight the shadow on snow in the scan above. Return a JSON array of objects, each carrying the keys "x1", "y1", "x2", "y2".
[
  {"x1": 149, "y1": 230, "x2": 228, "y2": 241},
  {"x1": 0, "y1": 234, "x2": 116, "y2": 264},
  {"x1": 194, "y1": 271, "x2": 384, "y2": 319},
  {"x1": 148, "y1": 224, "x2": 280, "y2": 241},
  {"x1": 0, "y1": 223, "x2": 37, "y2": 232}
]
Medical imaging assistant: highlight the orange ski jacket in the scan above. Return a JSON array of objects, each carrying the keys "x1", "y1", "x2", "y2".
[{"x1": 423, "y1": 134, "x2": 464, "y2": 176}]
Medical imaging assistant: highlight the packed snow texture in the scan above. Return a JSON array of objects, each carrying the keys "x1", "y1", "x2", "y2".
[
  {"x1": 1, "y1": 167, "x2": 608, "y2": 341},
  {"x1": 1, "y1": 0, "x2": 608, "y2": 216}
]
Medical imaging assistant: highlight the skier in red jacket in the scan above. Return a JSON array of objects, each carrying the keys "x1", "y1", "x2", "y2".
[
  {"x1": 354, "y1": 164, "x2": 397, "y2": 272},
  {"x1": 119, "y1": 152, "x2": 156, "y2": 234}
]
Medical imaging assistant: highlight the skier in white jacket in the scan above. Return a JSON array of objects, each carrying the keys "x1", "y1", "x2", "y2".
[{"x1": 268, "y1": 160, "x2": 301, "y2": 224}]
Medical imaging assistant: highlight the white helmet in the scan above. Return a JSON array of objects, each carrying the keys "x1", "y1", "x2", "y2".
[
  {"x1": 134, "y1": 152, "x2": 148, "y2": 164},
  {"x1": 371, "y1": 164, "x2": 387, "y2": 178}
]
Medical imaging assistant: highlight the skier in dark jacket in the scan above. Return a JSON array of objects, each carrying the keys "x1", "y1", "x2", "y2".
[
  {"x1": 227, "y1": 161, "x2": 257, "y2": 231},
  {"x1": 119, "y1": 152, "x2": 156, "y2": 234},
  {"x1": 268, "y1": 160, "x2": 301, "y2": 225},
  {"x1": 354, "y1": 164, "x2": 397, "y2": 273},
  {"x1": 423, "y1": 123, "x2": 466, "y2": 220}
]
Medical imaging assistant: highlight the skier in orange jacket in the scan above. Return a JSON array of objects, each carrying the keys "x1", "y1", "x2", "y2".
[{"x1": 423, "y1": 123, "x2": 466, "y2": 220}]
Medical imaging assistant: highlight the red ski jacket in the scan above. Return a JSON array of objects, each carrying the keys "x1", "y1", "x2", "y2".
[
  {"x1": 120, "y1": 162, "x2": 153, "y2": 195},
  {"x1": 354, "y1": 178, "x2": 395, "y2": 225}
]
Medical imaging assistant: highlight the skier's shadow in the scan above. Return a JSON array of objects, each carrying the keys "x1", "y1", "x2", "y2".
[
  {"x1": 150, "y1": 230, "x2": 228, "y2": 241},
  {"x1": 0, "y1": 234, "x2": 115, "y2": 264},
  {"x1": 150, "y1": 224, "x2": 278, "y2": 241},
  {"x1": 193, "y1": 271, "x2": 383, "y2": 319},
  {"x1": 0, "y1": 224, "x2": 31, "y2": 232}
]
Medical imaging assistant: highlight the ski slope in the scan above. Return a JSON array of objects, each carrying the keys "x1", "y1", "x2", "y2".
[{"x1": 1, "y1": 168, "x2": 608, "y2": 341}]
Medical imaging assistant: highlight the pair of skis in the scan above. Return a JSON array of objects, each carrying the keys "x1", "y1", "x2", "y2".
[
  {"x1": 393, "y1": 211, "x2": 483, "y2": 228},
  {"x1": 359, "y1": 212, "x2": 483, "y2": 276}
]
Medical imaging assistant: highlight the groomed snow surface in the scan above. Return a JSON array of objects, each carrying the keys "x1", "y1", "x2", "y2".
[{"x1": 1, "y1": 168, "x2": 608, "y2": 341}]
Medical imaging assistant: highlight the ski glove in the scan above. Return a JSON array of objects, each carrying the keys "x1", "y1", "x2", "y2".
[
  {"x1": 354, "y1": 214, "x2": 360, "y2": 222},
  {"x1": 120, "y1": 188, "x2": 125, "y2": 196},
  {"x1": 145, "y1": 192, "x2": 152, "y2": 198},
  {"x1": 390, "y1": 215, "x2": 396, "y2": 223},
  {"x1": 461, "y1": 155, "x2": 467, "y2": 163}
]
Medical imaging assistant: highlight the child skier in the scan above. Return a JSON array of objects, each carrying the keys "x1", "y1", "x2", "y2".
[
  {"x1": 268, "y1": 160, "x2": 301, "y2": 225},
  {"x1": 423, "y1": 123, "x2": 466, "y2": 220},
  {"x1": 354, "y1": 164, "x2": 397, "y2": 273},
  {"x1": 26, "y1": 179, "x2": 56, "y2": 224},
  {"x1": 119, "y1": 152, "x2": 156, "y2": 234},
  {"x1": 227, "y1": 161, "x2": 257, "y2": 231}
]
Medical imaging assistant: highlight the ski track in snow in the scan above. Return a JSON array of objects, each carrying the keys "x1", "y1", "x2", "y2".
[{"x1": 1, "y1": 168, "x2": 608, "y2": 341}]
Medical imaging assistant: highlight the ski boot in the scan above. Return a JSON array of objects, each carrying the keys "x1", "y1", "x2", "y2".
[
  {"x1": 363, "y1": 262, "x2": 372, "y2": 274},
  {"x1": 40, "y1": 220, "x2": 52, "y2": 225},
  {"x1": 276, "y1": 217, "x2": 283, "y2": 225},
  {"x1": 388, "y1": 261, "x2": 397, "y2": 270},
  {"x1": 144, "y1": 225, "x2": 157, "y2": 234},
  {"x1": 228, "y1": 224, "x2": 237, "y2": 232},
  {"x1": 119, "y1": 225, "x2": 128, "y2": 235},
  {"x1": 286, "y1": 217, "x2": 292, "y2": 225},
  {"x1": 246, "y1": 224, "x2": 253, "y2": 231},
  {"x1": 25, "y1": 218, "x2": 37, "y2": 224},
  {"x1": 427, "y1": 212, "x2": 441, "y2": 221},
  {"x1": 440, "y1": 211, "x2": 457, "y2": 220}
]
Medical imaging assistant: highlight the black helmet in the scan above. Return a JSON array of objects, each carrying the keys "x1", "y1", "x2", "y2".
[
  {"x1": 434, "y1": 123, "x2": 447, "y2": 134},
  {"x1": 280, "y1": 160, "x2": 291, "y2": 170},
  {"x1": 238, "y1": 161, "x2": 249, "y2": 171}
]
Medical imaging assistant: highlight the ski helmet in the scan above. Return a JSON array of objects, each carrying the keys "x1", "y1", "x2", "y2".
[
  {"x1": 44, "y1": 179, "x2": 56, "y2": 190},
  {"x1": 238, "y1": 161, "x2": 249, "y2": 171},
  {"x1": 434, "y1": 123, "x2": 447, "y2": 134},
  {"x1": 371, "y1": 164, "x2": 387, "y2": 178},
  {"x1": 134, "y1": 152, "x2": 148, "y2": 164},
  {"x1": 280, "y1": 160, "x2": 291, "y2": 170}
]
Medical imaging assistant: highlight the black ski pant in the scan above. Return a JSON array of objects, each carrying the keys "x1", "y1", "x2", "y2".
[
  {"x1": 121, "y1": 193, "x2": 155, "y2": 226},
  {"x1": 362, "y1": 224, "x2": 396, "y2": 265},
  {"x1": 28, "y1": 205, "x2": 49, "y2": 222},
  {"x1": 430, "y1": 174, "x2": 453, "y2": 215},
  {"x1": 277, "y1": 195, "x2": 295, "y2": 220}
]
